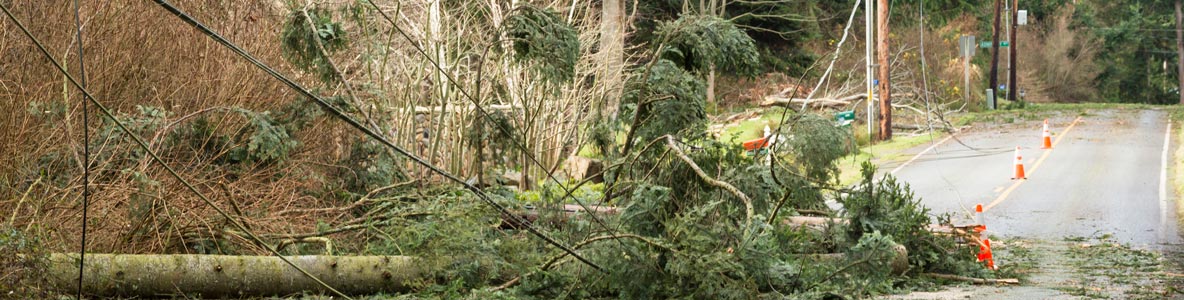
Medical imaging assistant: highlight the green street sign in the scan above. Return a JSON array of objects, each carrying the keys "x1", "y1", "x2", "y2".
[
  {"x1": 835, "y1": 110, "x2": 855, "y2": 127},
  {"x1": 979, "y1": 41, "x2": 1011, "y2": 48}
]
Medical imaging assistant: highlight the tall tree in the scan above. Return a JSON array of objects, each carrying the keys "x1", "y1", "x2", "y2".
[{"x1": 1176, "y1": 0, "x2": 1184, "y2": 104}]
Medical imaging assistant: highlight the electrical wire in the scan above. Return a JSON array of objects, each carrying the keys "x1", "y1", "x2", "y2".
[
  {"x1": 0, "y1": 3, "x2": 356, "y2": 299},
  {"x1": 361, "y1": 1, "x2": 622, "y2": 245},
  {"x1": 145, "y1": 0, "x2": 602, "y2": 271},
  {"x1": 72, "y1": 0, "x2": 90, "y2": 298}
]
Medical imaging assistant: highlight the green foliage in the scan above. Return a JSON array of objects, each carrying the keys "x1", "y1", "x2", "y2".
[
  {"x1": 465, "y1": 110, "x2": 519, "y2": 170},
  {"x1": 341, "y1": 138, "x2": 406, "y2": 197},
  {"x1": 25, "y1": 100, "x2": 67, "y2": 120},
  {"x1": 841, "y1": 162, "x2": 976, "y2": 274},
  {"x1": 846, "y1": 231, "x2": 901, "y2": 294},
  {"x1": 503, "y1": 5, "x2": 580, "y2": 84},
  {"x1": 92, "y1": 105, "x2": 170, "y2": 169},
  {"x1": 365, "y1": 192, "x2": 543, "y2": 294},
  {"x1": 225, "y1": 108, "x2": 298, "y2": 164},
  {"x1": 621, "y1": 59, "x2": 707, "y2": 142},
  {"x1": 281, "y1": 5, "x2": 349, "y2": 83},
  {"x1": 655, "y1": 15, "x2": 760, "y2": 75},
  {"x1": 0, "y1": 226, "x2": 47, "y2": 299},
  {"x1": 784, "y1": 114, "x2": 853, "y2": 183}
]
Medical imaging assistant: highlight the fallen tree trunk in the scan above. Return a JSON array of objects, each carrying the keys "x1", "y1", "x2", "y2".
[{"x1": 45, "y1": 253, "x2": 422, "y2": 298}]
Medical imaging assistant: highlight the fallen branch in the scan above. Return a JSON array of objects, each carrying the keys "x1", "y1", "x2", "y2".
[
  {"x1": 665, "y1": 135, "x2": 754, "y2": 242},
  {"x1": 923, "y1": 273, "x2": 1019, "y2": 285},
  {"x1": 760, "y1": 93, "x2": 917, "y2": 108}
]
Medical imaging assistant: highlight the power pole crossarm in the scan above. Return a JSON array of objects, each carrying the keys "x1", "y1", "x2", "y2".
[{"x1": 877, "y1": 0, "x2": 892, "y2": 140}]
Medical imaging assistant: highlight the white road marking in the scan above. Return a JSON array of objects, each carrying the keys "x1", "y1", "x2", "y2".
[
  {"x1": 1160, "y1": 119, "x2": 1172, "y2": 240},
  {"x1": 889, "y1": 135, "x2": 955, "y2": 175}
]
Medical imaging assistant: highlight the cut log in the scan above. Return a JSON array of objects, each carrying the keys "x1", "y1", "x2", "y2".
[
  {"x1": 809, "y1": 243, "x2": 909, "y2": 275},
  {"x1": 46, "y1": 253, "x2": 422, "y2": 298},
  {"x1": 782, "y1": 216, "x2": 847, "y2": 229}
]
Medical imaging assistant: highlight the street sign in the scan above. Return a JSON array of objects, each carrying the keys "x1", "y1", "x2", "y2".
[
  {"x1": 1017, "y1": 10, "x2": 1028, "y2": 25},
  {"x1": 959, "y1": 35, "x2": 977, "y2": 58},
  {"x1": 980, "y1": 41, "x2": 1011, "y2": 48},
  {"x1": 835, "y1": 110, "x2": 855, "y2": 127}
]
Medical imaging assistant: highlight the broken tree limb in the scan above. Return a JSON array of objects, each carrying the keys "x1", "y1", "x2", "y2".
[
  {"x1": 666, "y1": 135, "x2": 754, "y2": 242},
  {"x1": 923, "y1": 273, "x2": 1019, "y2": 285},
  {"x1": 760, "y1": 93, "x2": 917, "y2": 109},
  {"x1": 46, "y1": 253, "x2": 422, "y2": 298}
]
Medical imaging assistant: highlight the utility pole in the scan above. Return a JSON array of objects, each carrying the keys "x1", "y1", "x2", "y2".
[
  {"x1": 1176, "y1": 0, "x2": 1184, "y2": 105},
  {"x1": 865, "y1": 0, "x2": 875, "y2": 138},
  {"x1": 1003, "y1": 1, "x2": 1010, "y2": 100},
  {"x1": 989, "y1": 0, "x2": 1001, "y2": 109},
  {"x1": 1008, "y1": 0, "x2": 1019, "y2": 101},
  {"x1": 877, "y1": 0, "x2": 891, "y2": 140}
]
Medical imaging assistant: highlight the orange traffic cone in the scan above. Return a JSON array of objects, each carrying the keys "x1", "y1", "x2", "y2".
[
  {"x1": 977, "y1": 238, "x2": 996, "y2": 270},
  {"x1": 1011, "y1": 146, "x2": 1026, "y2": 180},
  {"x1": 1041, "y1": 119, "x2": 1053, "y2": 149},
  {"x1": 973, "y1": 204, "x2": 986, "y2": 233}
]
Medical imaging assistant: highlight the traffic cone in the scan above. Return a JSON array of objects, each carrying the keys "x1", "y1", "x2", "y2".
[
  {"x1": 1011, "y1": 146, "x2": 1026, "y2": 180},
  {"x1": 974, "y1": 204, "x2": 986, "y2": 233},
  {"x1": 1041, "y1": 119, "x2": 1053, "y2": 149},
  {"x1": 977, "y1": 238, "x2": 996, "y2": 270}
]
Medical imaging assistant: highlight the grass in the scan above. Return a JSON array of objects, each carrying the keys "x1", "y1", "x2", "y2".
[
  {"x1": 716, "y1": 109, "x2": 792, "y2": 142},
  {"x1": 953, "y1": 102, "x2": 1165, "y2": 126},
  {"x1": 835, "y1": 132, "x2": 945, "y2": 186}
]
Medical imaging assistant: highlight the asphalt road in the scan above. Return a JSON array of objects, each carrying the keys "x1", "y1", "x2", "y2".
[{"x1": 883, "y1": 109, "x2": 1177, "y2": 247}]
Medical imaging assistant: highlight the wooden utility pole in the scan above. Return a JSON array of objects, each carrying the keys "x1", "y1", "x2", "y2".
[
  {"x1": 1176, "y1": 0, "x2": 1184, "y2": 105},
  {"x1": 1008, "y1": 0, "x2": 1018, "y2": 101},
  {"x1": 989, "y1": 0, "x2": 1001, "y2": 108},
  {"x1": 877, "y1": 0, "x2": 891, "y2": 140}
]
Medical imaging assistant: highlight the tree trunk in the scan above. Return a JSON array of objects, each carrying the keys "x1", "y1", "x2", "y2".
[
  {"x1": 1176, "y1": 0, "x2": 1184, "y2": 105},
  {"x1": 599, "y1": 0, "x2": 624, "y2": 114},
  {"x1": 877, "y1": 0, "x2": 892, "y2": 140},
  {"x1": 46, "y1": 253, "x2": 421, "y2": 298}
]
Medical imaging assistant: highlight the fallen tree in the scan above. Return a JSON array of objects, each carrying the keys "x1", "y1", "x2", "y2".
[{"x1": 45, "y1": 253, "x2": 422, "y2": 298}]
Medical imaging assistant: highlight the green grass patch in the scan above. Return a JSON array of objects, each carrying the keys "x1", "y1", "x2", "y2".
[
  {"x1": 953, "y1": 102, "x2": 1164, "y2": 126},
  {"x1": 835, "y1": 133, "x2": 944, "y2": 186}
]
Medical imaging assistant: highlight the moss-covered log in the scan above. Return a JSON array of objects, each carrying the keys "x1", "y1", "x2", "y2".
[{"x1": 45, "y1": 253, "x2": 422, "y2": 298}]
